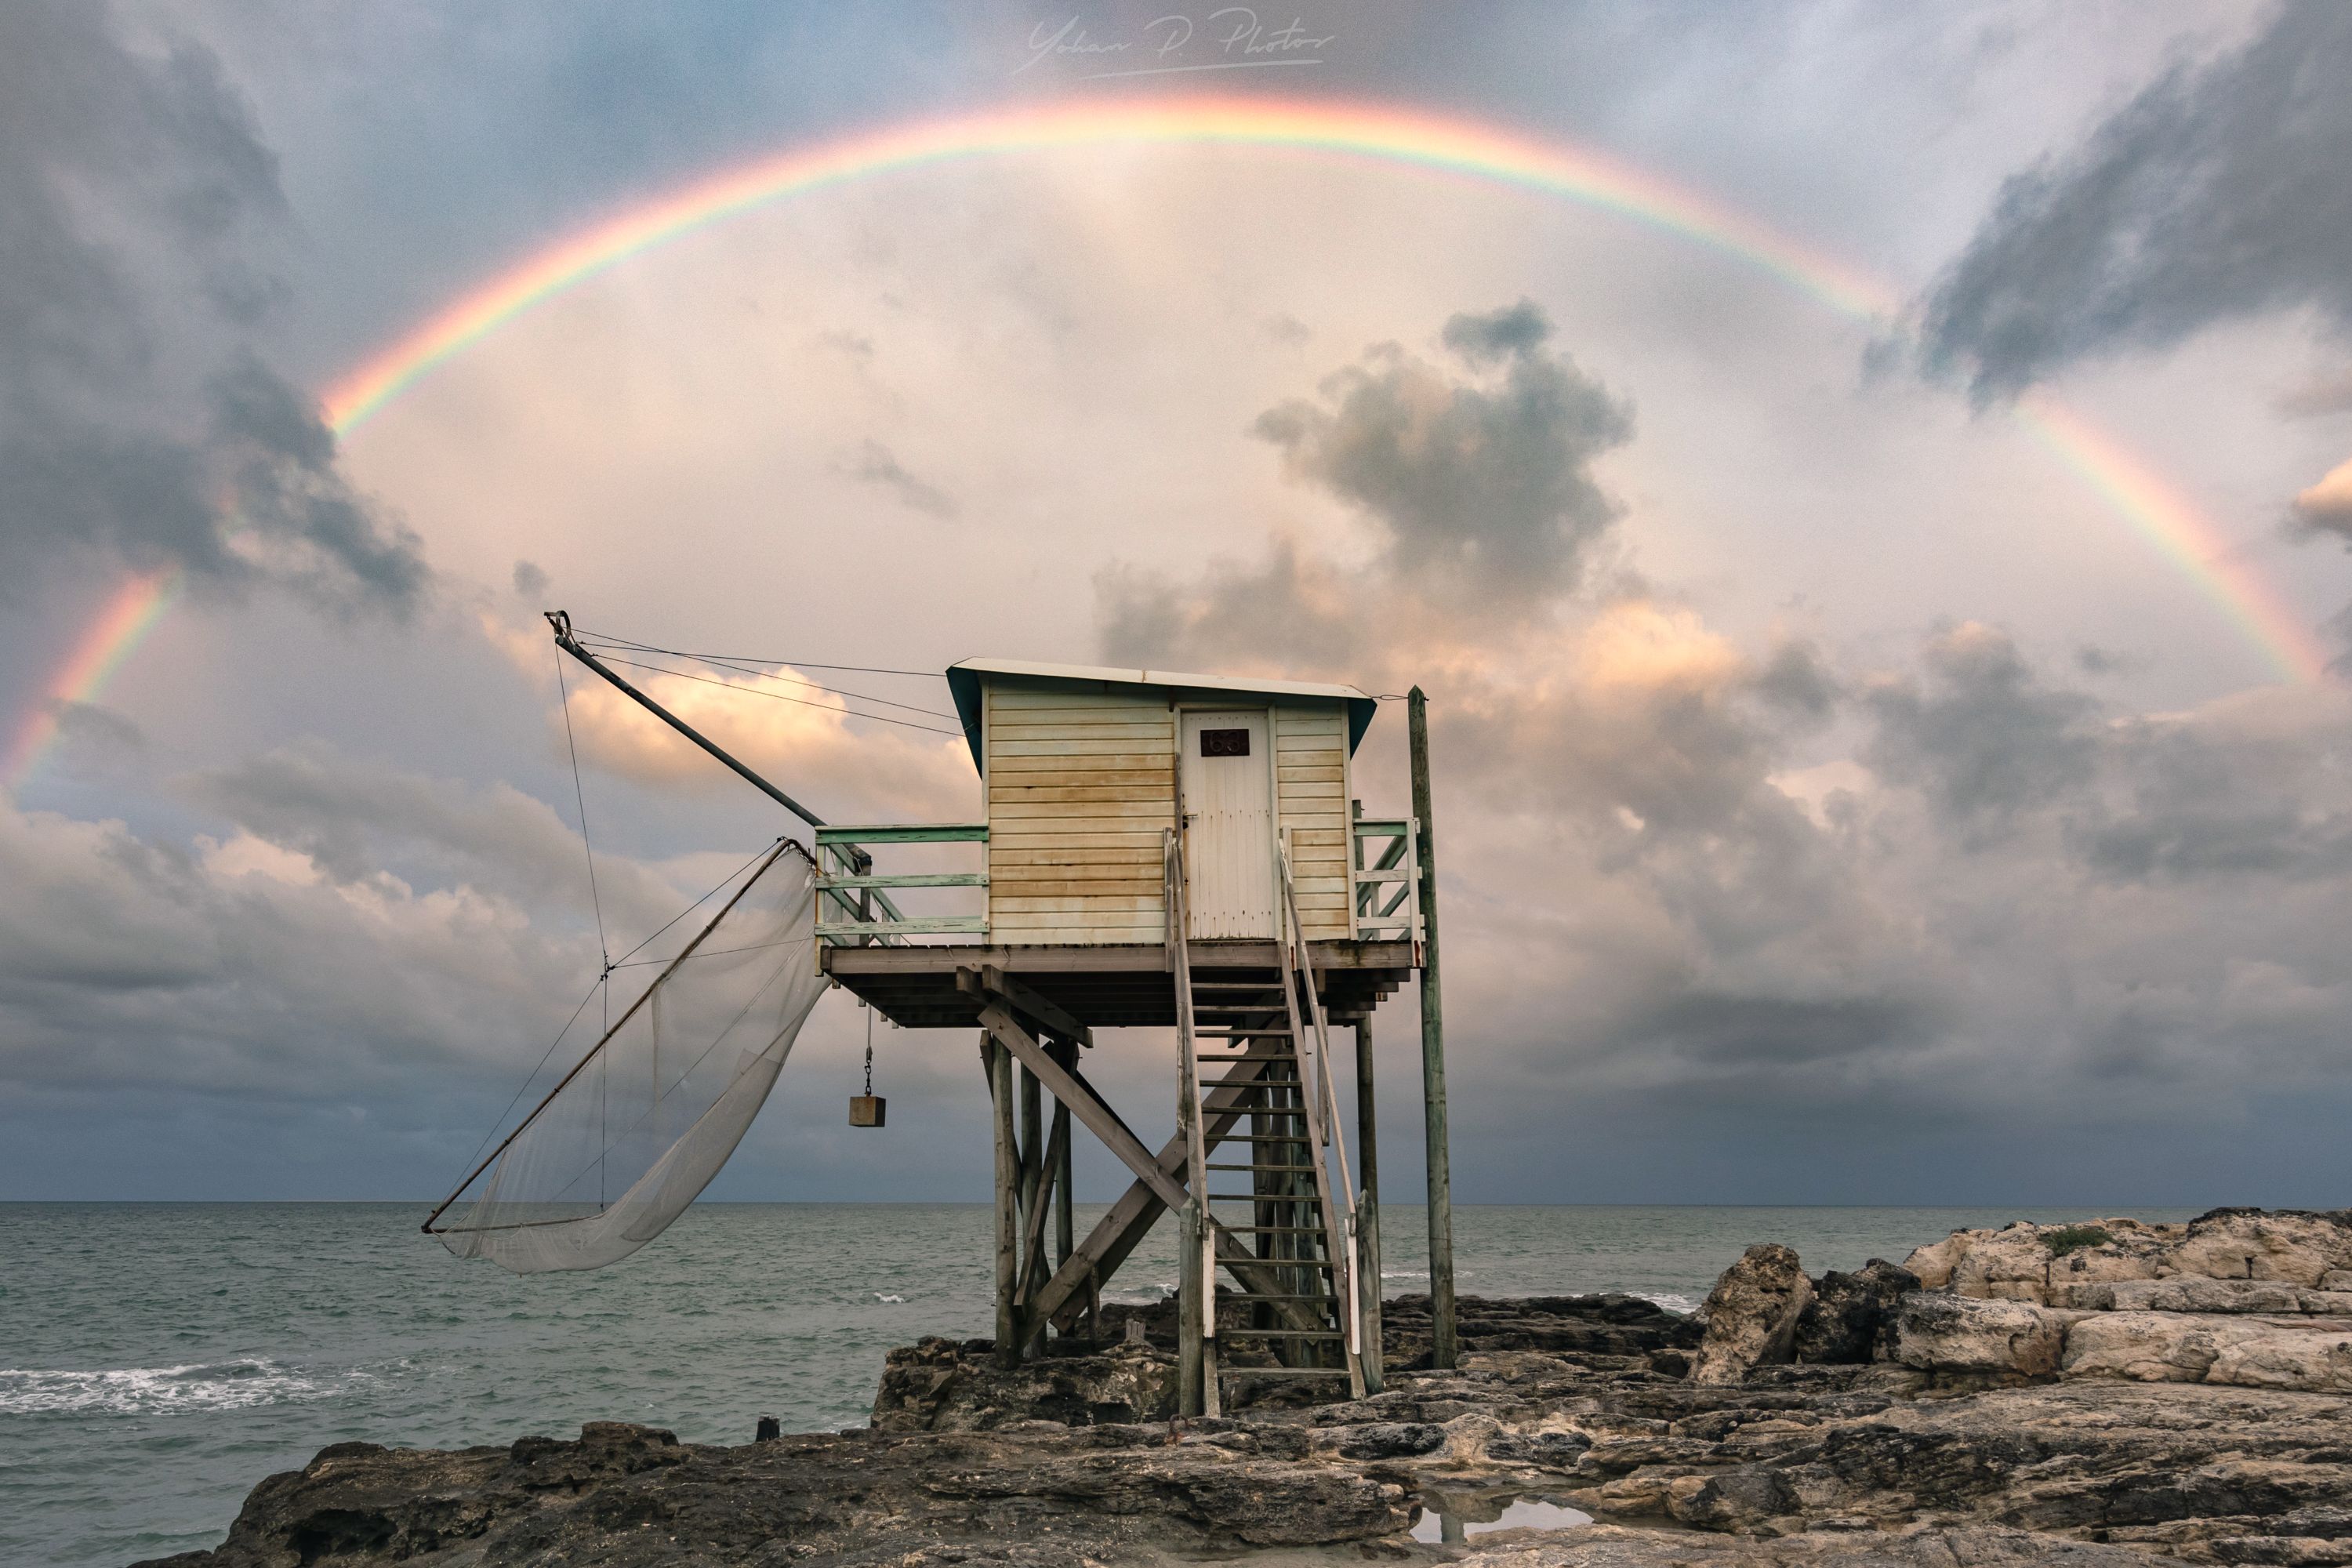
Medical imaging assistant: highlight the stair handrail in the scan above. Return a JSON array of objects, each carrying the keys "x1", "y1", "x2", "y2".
[
  {"x1": 1164, "y1": 828, "x2": 1219, "y2": 1416},
  {"x1": 1276, "y1": 834, "x2": 1367, "y2": 1396}
]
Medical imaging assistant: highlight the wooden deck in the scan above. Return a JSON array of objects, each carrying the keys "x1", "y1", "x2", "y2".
[{"x1": 820, "y1": 939, "x2": 1416, "y2": 1029}]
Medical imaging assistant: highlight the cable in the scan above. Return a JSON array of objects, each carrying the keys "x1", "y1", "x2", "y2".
[
  {"x1": 572, "y1": 628, "x2": 938, "y2": 680},
  {"x1": 580, "y1": 645, "x2": 958, "y2": 720},
  {"x1": 606, "y1": 839, "x2": 784, "y2": 971},
  {"x1": 554, "y1": 646, "x2": 612, "y2": 978},
  {"x1": 452, "y1": 972, "x2": 606, "y2": 1183},
  {"x1": 587, "y1": 653, "x2": 965, "y2": 736}
]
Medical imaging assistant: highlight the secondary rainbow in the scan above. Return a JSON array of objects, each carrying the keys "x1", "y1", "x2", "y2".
[{"x1": 9, "y1": 95, "x2": 2328, "y2": 793}]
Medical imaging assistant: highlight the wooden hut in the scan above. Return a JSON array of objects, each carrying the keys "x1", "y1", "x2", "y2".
[
  {"x1": 543, "y1": 616, "x2": 1454, "y2": 1414},
  {"x1": 807, "y1": 659, "x2": 1446, "y2": 1413}
]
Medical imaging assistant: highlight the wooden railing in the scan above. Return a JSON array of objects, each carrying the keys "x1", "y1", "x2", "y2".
[
  {"x1": 812, "y1": 824, "x2": 989, "y2": 943},
  {"x1": 1350, "y1": 815, "x2": 1421, "y2": 942}
]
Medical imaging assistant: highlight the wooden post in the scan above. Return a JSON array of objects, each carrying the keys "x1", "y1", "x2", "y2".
[
  {"x1": 1178, "y1": 1199, "x2": 1205, "y2": 1414},
  {"x1": 1407, "y1": 686, "x2": 1458, "y2": 1370},
  {"x1": 989, "y1": 1033, "x2": 1021, "y2": 1367},
  {"x1": 1356, "y1": 1017, "x2": 1384, "y2": 1392},
  {"x1": 1053, "y1": 1042, "x2": 1075, "y2": 1271}
]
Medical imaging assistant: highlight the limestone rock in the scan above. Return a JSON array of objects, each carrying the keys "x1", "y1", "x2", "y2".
[
  {"x1": 2064, "y1": 1311, "x2": 2352, "y2": 1392},
  {"x1": 1888, "y1": 1292, "x2": 2065, "y2": 1381},
  {"x1": 2058, "y1": 1278, "x2": 2352, "y2": 1315},
  {"x1": 1903, "y1": 1211, "x2": 2352, "y2": 1307},
  {"x1": 2169, "y1": 1209, "x2": 2352, "y2": 1287},
  {"x1": 1690, "y1": 1245, "x2": 1814, "y2": 1385},
  {"x1": 1792, "y1": 1260, "x2": 1918, "y2": 1363}
]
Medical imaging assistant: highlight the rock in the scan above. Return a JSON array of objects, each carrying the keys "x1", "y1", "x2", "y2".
[
  {"x1": 156, "y1": 1210, "x2": 2352, "y2": 1568},
  {"x1": 2170, "y1": 1209, "x2": 2352, "y2": 1287},
  {"x1": 2057, "y1": 1278, "x2": 2352, "y2": 1315},
  {"x1": 1888, "y1": 1292, "x2": 2066, "y2": 1381},
  {"x1": 1903, "y1": 1211, "x2": 2352, "y2": 1306},
  {"x1": 870, "y1": 1335, "x2": 1179, "y2": 1431},
  {"x1": 1792, "y1": 1260, "x2": 1918, "y2": 1363},
  {"x1": 2064, "y1": 1312, "x2": 2352, "y2": 1392},
  {"x1": 1690, "y1": 1246, "x2": 1815, "y2": 1385}
]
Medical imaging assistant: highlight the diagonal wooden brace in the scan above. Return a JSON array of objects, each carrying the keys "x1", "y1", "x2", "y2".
[{"x1": 978, "y1": 1003, "x2": 1187, "y2": 1211}]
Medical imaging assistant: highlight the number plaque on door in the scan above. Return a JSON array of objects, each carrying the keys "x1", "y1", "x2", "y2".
[{"x1": 1200, "y1": 728, "x2": 1250, "y2": 757}]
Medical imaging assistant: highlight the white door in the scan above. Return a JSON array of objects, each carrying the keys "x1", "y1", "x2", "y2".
[{"x1": 1179, "y1": 710, "x2": 1277, "y2": 939}]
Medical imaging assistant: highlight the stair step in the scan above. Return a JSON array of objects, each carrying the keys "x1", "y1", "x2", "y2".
[
  {"x1": 1211, "y1": 1133, "x2": 1319, "y2": 1143},
  {"x1": 1215, "y1": 1224, "x2": 1328, "y2": 1234},
  {"x1": 1194, "y1": 1028, "x2": 1292, "y2": 1037},
  {"x1": 1219, "y1": 1327, "x2": 1343, "y2": 1340},
  {"x1": 1216, "y1": 1367, "x2": 1352, "y2": 1379},
  {"x1": 1206, "y1": 1162, "x2": 1319, "y2": 1172}
]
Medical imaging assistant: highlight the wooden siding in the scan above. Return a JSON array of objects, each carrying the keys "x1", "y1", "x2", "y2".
[
  {"x1": 982, "y1": 678, "x2": 1357, "y2": 946},
  {"x1": 985, "y1": 680, "x2": 1174, "y2": 945},
  {"x1": 1275, "y1": 702, "x2": 1352, "y2": 939}
]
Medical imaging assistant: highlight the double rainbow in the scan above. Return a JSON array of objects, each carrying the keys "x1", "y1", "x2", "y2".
[{"x1": 6, "y1": 94, "x2": 2328, "y2": 792}]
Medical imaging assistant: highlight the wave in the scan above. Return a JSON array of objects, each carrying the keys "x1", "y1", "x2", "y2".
[{"x1": 0, "y1": 1359, "x2": 372, "y2": 1416}]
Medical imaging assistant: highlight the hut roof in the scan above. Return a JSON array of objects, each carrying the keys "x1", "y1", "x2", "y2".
[{"x1": 945, "y1": 658, "x2": 1379, "y2": 772}]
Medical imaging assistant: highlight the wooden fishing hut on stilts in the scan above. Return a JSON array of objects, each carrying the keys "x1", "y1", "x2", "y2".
[{"x1": 815, "y1": 660, "x2": 1457, "y2": 1413}]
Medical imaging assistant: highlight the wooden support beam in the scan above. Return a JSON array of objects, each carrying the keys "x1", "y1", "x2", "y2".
[
  {"x1": 959, "y1": 964, "x2": 1094, "y2": 1049},
  {"x1": 1017, "y1": 1106, "x2": 1068, "y2": 1308},
  {"x1": 1408, "y1": 686, "x2": 1457, "y2": 1370},
  {"x1": 978, "y1": 1004, "x2": 1186, "y2": 1211},
  {"x1": 986, "y1": 1033, "x2": 1020, "y2": 1366},
  {"x1": 1051, "y1": 1043, "x2": 1074, "y2": 1270},
  {"x1": 1356, "y1": 1017, "x2": 1384, "y2": 1393},
  {"x1": 1029, "y1": 1050, "x2": 1276, "y2": 1334}
]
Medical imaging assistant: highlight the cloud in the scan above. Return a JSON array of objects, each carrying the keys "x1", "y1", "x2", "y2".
[
  {"x1": 1863, "y1": 621, "x2": 2100, "y2": 827},
  {"x1": 840, "y1": 438, "x2": 956, "y2": 518},
  {"x1": 2290, "y1": 456, "x2": 2352, "y2": 541},
  {"x1": 1250, "y1": 299, "x2": 1633, "y2": 601},
  {"x1": 1917, "y1": 2, "x2": 2352, "y2": 400},
  {"x1": 0, "y1": 1, "x2": 425, "y2": 611}
]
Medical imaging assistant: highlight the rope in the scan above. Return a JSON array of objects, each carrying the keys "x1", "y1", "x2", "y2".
[{"x1": 864, "y1": 1004, "x2": 875, "y2": 1098}]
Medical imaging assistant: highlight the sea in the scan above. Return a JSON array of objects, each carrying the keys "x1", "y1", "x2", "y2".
[{"x1": 0, "y1": 1202, "x2": 2199, "y2": 1566}]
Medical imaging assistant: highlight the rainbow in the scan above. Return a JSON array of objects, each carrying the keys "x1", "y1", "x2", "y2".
[
  {"x1": 5, "y1": 570, "x2": 180, "y2": 789},
  {"x1": 9, "y1": 96, "x2": 2328, "y2": 793}
]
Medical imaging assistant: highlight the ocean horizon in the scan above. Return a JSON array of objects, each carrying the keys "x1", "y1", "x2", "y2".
[{"x1": 2, "y1": 1201, "x2": 2201, "y2": 1565}]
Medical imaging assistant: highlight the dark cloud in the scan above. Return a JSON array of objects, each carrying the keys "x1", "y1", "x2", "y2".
[
  {"x1": 511, "y1": 558, "x2": 550, "y2": 600},
  {"x1": 1250, "y1": 299, "x2": 1633, "y2": 599},
  {"x1": 0, "y1": 1, "x2": 425, "y2": 610},
  {"x1": 841, "y1": 438, "x2": 956, "y2": 518},
  {"x1": 1864, "y1": 622, "x2": 2100, "y2": 826},
  {"x1": 1918, "y1": 2, "x2": 2352, "y2": 399}
]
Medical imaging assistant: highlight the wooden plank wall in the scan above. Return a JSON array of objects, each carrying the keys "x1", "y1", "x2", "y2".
[
  {"x1": 1276, "y1": 702, "x2": 1352, "y2": 940},
  {"x1": 985, "y1": 680, "x2": 1174, "y2": 945}
]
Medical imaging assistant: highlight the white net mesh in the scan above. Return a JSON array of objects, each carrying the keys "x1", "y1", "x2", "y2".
[{"x1": 430, "y1": 842, "x2": 826, "y2": 1273}]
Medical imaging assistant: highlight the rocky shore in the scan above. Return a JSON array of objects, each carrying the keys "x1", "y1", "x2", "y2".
[{"x1": 142, "y1": 1209, "x2": 2352, "y2": 1568}]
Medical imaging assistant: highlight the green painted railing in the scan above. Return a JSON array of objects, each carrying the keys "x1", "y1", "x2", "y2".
[
  {"x1": 813, "y1": 824, "x2": 989, "y2": 942},
  {"x1": 1351, "y1": 816, "x2": 1419, "y2": 942}
]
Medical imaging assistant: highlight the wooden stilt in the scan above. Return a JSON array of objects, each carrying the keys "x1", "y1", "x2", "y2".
[
  {"x1": 989, "y1": 1034, "x2": 1021, "y2": 1367},
  {"x1": 1408, "y1": 686, "x2": 1458, "y2": 1370},
  {"x1": 1356, "y1": 1017, "x2": 1384, "y2": 1392},
  {"x1": 1052, "y1": 1041, "x2": 1074, "y2": 1272}
]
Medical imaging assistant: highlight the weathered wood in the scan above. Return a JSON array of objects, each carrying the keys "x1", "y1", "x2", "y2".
[
  {"x1": 988, "y1": 1035, "x2": 1019, "y2": 1366},
  {"x1": 958, "y1": 965, "x2": 1094, "y2": 1049},
  {"x1": 1355, "y1": 1016, "x2": 1383, "y2": 1394},
  {"x1": 1408, "y1": 686, "x2": 1457, "y2": 1370},
  {"x1": 1029, "y1": 1051, "x2": 1277, "y2": 1333},
  {"x1": 815, "y1": 915, "x2": 988, "y2": 938},
  {"x1": 1017, "y1": 1102, "x2": 1067, "y2": 1309},
  {"x1": 978, "y1": 1004, "x2": 1186, "y2": 1210},
  {"x1": 815, "y1": 823, "x2": 986, "y2": 844},
  {"x1": 815, "y1": 871, "x2": 989, "y2": 889}
]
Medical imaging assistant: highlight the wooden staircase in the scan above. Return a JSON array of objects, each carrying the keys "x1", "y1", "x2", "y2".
[{"x1": 1166, "y1": 830, "x2": 1366, "y2": 1413}]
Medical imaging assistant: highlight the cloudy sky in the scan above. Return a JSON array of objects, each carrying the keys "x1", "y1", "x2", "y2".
[{"x1": 5, "y1": 0, "x2": 2352, "y2": 1211}]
